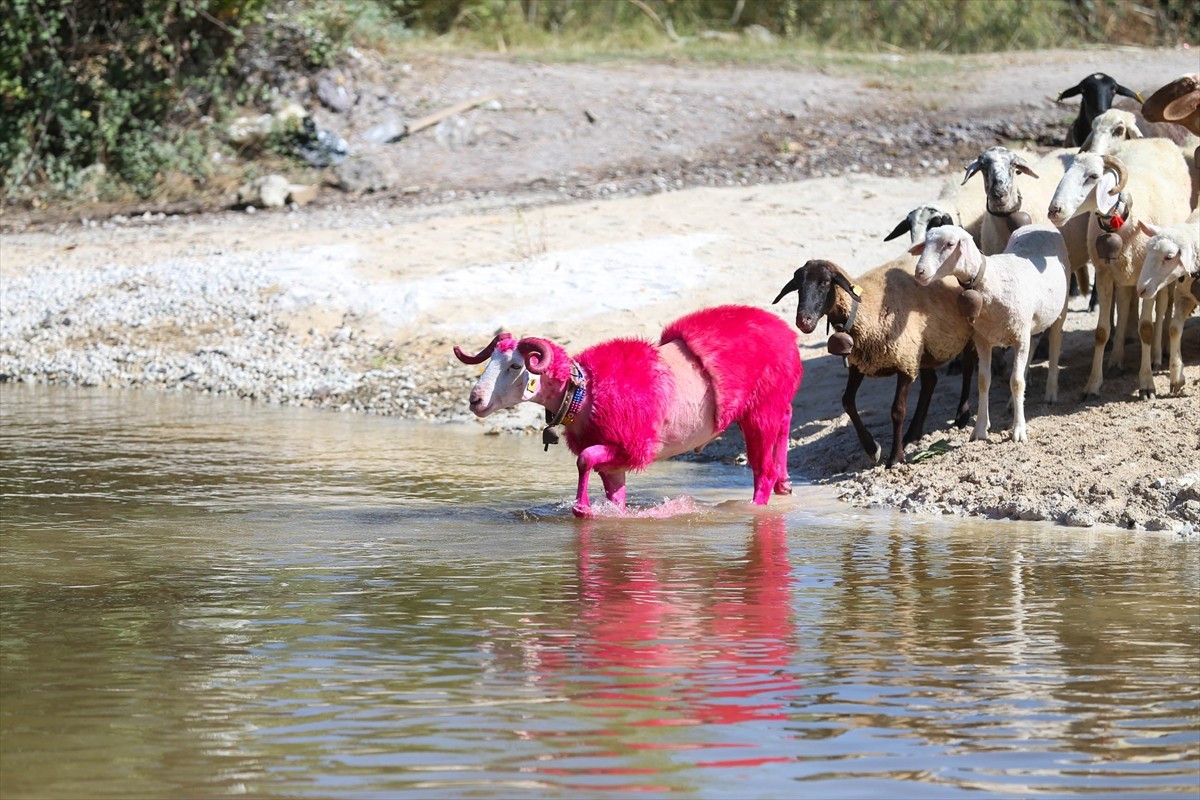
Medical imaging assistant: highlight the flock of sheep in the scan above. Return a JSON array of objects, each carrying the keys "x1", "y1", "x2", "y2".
[{"x1": 454, "y1": 72, "x2": 1200, "y2": 515}]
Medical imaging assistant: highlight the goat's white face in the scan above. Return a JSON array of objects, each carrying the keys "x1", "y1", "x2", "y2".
[
  {"x1": 964, "y1": 147, "x2": 1037, "y2": 215},
  {"x1": 910, "y1": 228, "x2": 966, "y2": 286},
  {"x1": 1137, "y1": 234, "x2": 1191, "y2": 299},
  {"x1": 1048, "y1": 154, "x2": 1106, "y2": 226},
  {"x1": 468, "y1": 344, "x2": 530, "y2": 418}
]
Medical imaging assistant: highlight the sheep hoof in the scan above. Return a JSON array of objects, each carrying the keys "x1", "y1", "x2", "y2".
[
  {"x1": 870, "y1": 443, "x2": 883, "y2": 464},
  {"x1": 774, "y1": 481, "x2": 793, "y2": 496},
  {"x1": 1139, "y1": 388, "x2": 1156, "y2": 400},
  {"x1": 1081, "y1": 390, "x2": 1100, "y2": 402},
  {"x1": 571, "y1": 504, "x2": 595, "y2": 519}
]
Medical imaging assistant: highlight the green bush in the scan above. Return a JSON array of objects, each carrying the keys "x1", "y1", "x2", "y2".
[{"x1": 1, "y1": 0, "x2": 269, "y2": 201}]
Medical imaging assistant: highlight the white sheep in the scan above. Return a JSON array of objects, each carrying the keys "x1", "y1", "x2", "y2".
[
  {"x1": 1080, "y1": 108, "x2": 1143, "y2": 154},
  {"x1": 1047, "y1": 139, "x2": 1192, "y2": 398},
  {"x1": 909, "y1": 224, "x2": 1070, "y2": 444},
  {"x1": 772, "y1": 255, "x2": 974, "y2": 467},
  {"x1": 1136, "y1": 209, "x2": 1200, "y2": 395}
]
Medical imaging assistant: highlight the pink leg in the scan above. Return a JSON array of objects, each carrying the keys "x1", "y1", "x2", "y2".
[
  {"x1": 742, "y1": 410, "x2": 791, "y2": 505},
  {"x1": 600, "y1": 471, "x2": 627, "y2": 506},
  {"x1": 773, "y1": 406, "x2": 793, "y2": 496},
  {"x1": 574, "y1": 444, "x2": 622, "y2": 517}
]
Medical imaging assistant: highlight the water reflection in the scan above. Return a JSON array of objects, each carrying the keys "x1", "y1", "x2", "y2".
[{"x1": 1, "y1": 386, "x2": 1198, "y2": 799}]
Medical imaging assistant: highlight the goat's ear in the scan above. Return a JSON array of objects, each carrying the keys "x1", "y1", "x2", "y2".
[
  {"x1": 1057, "y1": 82, "x2": 1083, "y2": 101},
  {"x1": 1013, "y1": 156, "x2": 1039, "y2": 179},
  {"x1": 884, "y1": 217, "x2": 911, "y2": 241},
  {"x1": 961, "y1": 158, "x2": 983, "y2": 185},
  {"x1": 772, "y1": 274, "x2": 799, "y2": 304},
  {"x1": 1136, "y1": 219, "x2": 1160, "y2": 237},
  {"x1": 1115, "y1": 83, "x2": 1143, "y2": 103},
  {"x1": 907, "y1": 241, "x2": 926, "y2": 256},
  {"x1": 517, "y1": 337, "x2": 554, "y2": 375}
]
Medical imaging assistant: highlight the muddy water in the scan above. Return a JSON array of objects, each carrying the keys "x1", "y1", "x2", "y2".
[{"x1": 1, "y1": 385, "x2": 1197, "y2": 799}]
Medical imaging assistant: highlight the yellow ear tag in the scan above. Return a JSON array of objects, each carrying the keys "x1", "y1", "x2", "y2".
[
  {"x1": 522, "y1": 374, "x2": 541, "y2": 400},
  {"x1": 851, "y1": 284, "x2": 864, "y2": 298}
]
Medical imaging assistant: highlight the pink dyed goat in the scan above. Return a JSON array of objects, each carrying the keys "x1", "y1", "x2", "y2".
[{"x1": 453, "y1": 305, "x2": 803, "y2": 516}]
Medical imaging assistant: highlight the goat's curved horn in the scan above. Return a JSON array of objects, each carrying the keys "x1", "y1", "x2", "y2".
[
  {"x1": 1100, "y1": 154, "x2": 1128, "y2": 194},
  {"x1": 517, "y1": 337, "x2": 555, "y2": 375},
  {"x1": 453, "y1": 332, "x2": 511, "y2": 364},
  {"x1": 772, "y1": 276, "x2": 799, "y2": 304}
]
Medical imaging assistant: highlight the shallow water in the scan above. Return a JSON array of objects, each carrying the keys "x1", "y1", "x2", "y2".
[{"x1": 1, "y1": 385, "x2": 1197, "y2": 799}]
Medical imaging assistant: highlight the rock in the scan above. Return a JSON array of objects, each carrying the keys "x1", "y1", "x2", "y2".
[
  {"x1": 316, "y1": 69, "x2": 355, "y2": 113},
  {"x1": 237, "y1": 174, "x2": 291, "y2": 208},
  {"x1": 1061, "y1": 507, "x2": 1096, "y2": 527},
  {"x1": 286, "y1": 183, "x2": 319, "y2": 206},
  {"x1": 334, "y1": 156, "x2": 392, "y2": 193},
  {"x1": 743, "y1": 24, "x2": 776, "y2": 45}
]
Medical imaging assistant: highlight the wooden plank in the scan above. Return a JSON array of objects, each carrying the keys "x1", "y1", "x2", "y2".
[{"x1": 390, "y1": 93, "x2": 500, "y2": 142}]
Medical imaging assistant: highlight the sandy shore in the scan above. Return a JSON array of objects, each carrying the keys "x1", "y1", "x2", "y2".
[{"x1": 2, "y1": 171, "x2": 1197, "y2": 534}]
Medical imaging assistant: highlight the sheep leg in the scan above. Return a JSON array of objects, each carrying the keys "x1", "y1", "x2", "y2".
[
  {"x1": 572, "y1": 444, "x2": 622, "y2": 517},
  {"x1": 1044, "y1": 309, "x2": 1066, "y2": 404},
  {"x1": 1109, "y1": 284, "x2": 1135, "y2": 372},
  {"x1": 1083, "y1": 271, "x2": 1115, "y2": 399},
  {"x1": 972, "y1": 339, "x2": 993, "y2": 441},
  {"x1": 953, "y1": 345, "x2": 977, "y2": 428},
  {"x1": 903, "y1": 367, "x2": 936, "y2": 446},
  {"x1": 1137, "y1": 294, "x2": 1158, "y2": 399},
  {"x1": 1009, "y1": 334, "x2": 1031, "y2": 443},
  {"x1": 842, "y1": 366, "x2": 882, "y2": 464},
  {"x1": 886, "y1": 373, "x2": 913, "y2": 467},
  {"x1": 1151, "y1": 288, "x2": 1170, "y2": 370},
  {"x1": 1169, "y1": 290, "x2": 1196, "y2": 395}
]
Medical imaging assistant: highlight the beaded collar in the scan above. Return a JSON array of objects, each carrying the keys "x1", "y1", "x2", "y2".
[{"x1": 542, "y1": 361, "x2": 588, "y2": 451}]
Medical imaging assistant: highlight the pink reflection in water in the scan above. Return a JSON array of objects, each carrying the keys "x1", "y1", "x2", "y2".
[{"x1": 513, "y1": 513, "x2": 801, "y2": 783}]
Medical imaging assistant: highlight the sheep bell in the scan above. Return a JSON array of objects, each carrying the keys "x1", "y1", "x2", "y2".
[
  {"x1": 958, "y1": 289, "x2": 984, "y2": 323},
  {"x1": 1095, "y1": 232, "x2": 1123, "y2": 264},
  {"x1": 827, "y1": 331, "x2": 855, "y2": 356}
]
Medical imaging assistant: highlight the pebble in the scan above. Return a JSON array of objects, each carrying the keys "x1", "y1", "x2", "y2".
[{"x1": 0, "y1": 254, "x2": 471, "y2": 423}]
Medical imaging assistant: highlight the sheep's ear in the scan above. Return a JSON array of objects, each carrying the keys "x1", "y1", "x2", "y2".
[
  {"x1": 830, "y1": 271, "x2": 860, "y2": 298},
  {"x1": 1079, "y1": 131, "x2": 1094, "y2": 152},
  {"x1": 961, "y1": 158, "x2": 982, "y2": 185},
  {"x1": 1013, "y1": 156, "x2": 1039, "y2": 179},
  {"x1": 884, "y1": 218, "x2": 911, "y2": 241},
  {"x1": 1136, "y1": 219, "x2": 1160, "y2": 237},
  {"x1": 908, "y1": 241, "x2": 926, "y2": 256},
  {"x1": 772, "y1": 275, "x2": 799, "y2": 304},
  {"x1": 1128, "y1": 124, "x2": 1143, "y2": 139}
]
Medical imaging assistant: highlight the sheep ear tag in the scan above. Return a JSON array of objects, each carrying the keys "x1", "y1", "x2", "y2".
[{"x1": 522, "y1": 374, "x2": 541, "y2": 400}]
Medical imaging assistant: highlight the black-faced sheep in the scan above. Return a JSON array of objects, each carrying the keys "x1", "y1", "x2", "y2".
[{"x1": 772, "y1": 256, "x2": 974, "y2": 467}]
